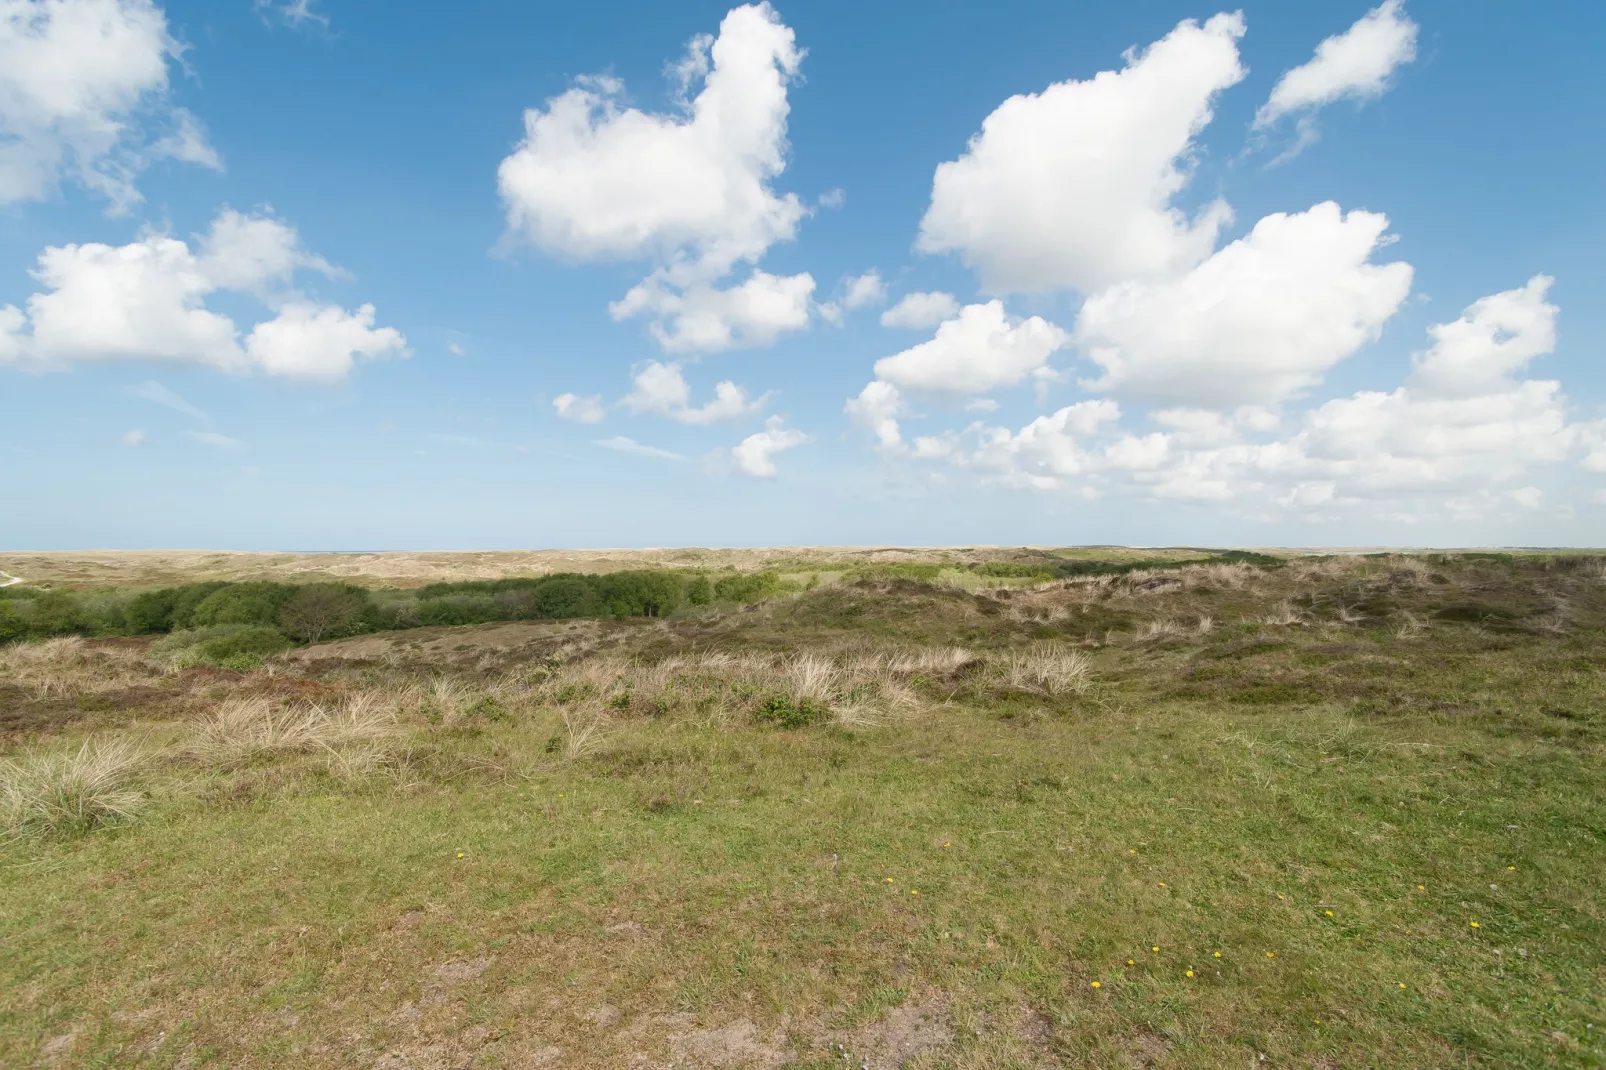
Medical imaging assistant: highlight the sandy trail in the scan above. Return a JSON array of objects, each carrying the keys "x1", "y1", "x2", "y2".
[{"x1": 0, "y1": 570, "x2": 21, "y2": 588}]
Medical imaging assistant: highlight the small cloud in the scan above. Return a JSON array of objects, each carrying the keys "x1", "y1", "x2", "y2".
[
  {"x1": 842, "y1": 271, "x2": 887, "y2": 310},
  {"x1": 881, "y1": 291, "x2": 961, "y2": 329},
  {"x1": 121, "y1": 429, "x2": 146, "y2": 446},
  {"x1": 185, "y1": 430, "x2": 242, "y2": 450},
  {"x1": 447, "y1": 342, "x2": 466, "y2": 357},
  {"x1": 553, "y1": 392, "x2": 606, "y2": 423},
  {"x1": 818, "y1": 188, "x2": 846, "y2": 209},
  {"x1": 964, "y1": 398, "x2": 1000, "y2": 413},
  {"x1": 730, "y1": 416, "x2": 810, "y2": 478},
  {"x1": 130, "y1": 381, "x2": 210, "y2": 423},
  {"x1": 428, "y1": 433, "x2": 494, "y2": 448},
  {"x1": 255, "y1": 0, "x2": 328, "y2": 30},
  {"x1": 595, "y1": 435, "x2": 684, "y2": 461}
]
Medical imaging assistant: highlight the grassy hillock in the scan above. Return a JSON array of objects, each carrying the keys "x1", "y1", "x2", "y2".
[{"x1": 1, "y1": 552, "x2": 1603, "y2": 1067}]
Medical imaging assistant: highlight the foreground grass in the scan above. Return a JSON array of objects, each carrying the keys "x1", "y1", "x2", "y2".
[{"x1": 1, "y1": 555, "x2": 1603, "y2": 1067}]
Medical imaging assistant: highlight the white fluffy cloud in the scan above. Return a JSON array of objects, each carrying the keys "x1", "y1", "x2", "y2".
[
  {"x1": 880, "y1": 291, "x2": 959, "y2": 330},
  {"x1": 498, "y1": 3, "x2": 813, "y2": 351},
  {"x1": 1076, "y1": 202, "x2": 1413, "y2": 406},
  {"x1": 244, "y1": 302, "x2": 403, "y2": 384},
  {"x1": 0, "y1": 0, "x2": 220, "y2": 211},
  {"x1": 845, "y1": 380, "x2": 906, "y2": 450},
  {"x1": 610, "y1": 268, "x2": 813, "y2": 353},
  {"x1": 1255, "y1": 0, "x2": 1417, "y2": 139},
  {"x1": 552, "y1": 392, "x2": 605, "y2": 424},
  {"x1": 873, "y1": 301, "x2": 1068, "y2": 397},
  {"x1": 622, "y1": 360, "x2": 767, "y2": 425},
  {"x1": 917, "y1": 13, "x2": 1246, "y2": 294},
  {"x1": 0, "y1": 209, "x2": 406, "y2": 381},
  {"x1": 841, "y1": 271, "x2": 886, "y2": 309},
  {"x1": 921, "y1": 277, "x2": 1593, "y2": 517},
  {"x1": 729, "y1": 415, "x2": 809, "y2": 477}
]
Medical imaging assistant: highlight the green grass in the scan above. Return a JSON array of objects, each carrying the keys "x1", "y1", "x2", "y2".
[{"x1": 1, "y1": 553, "x2": 1603, "y2": 1067}]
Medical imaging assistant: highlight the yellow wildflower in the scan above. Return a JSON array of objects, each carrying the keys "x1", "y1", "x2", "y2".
[
  {"x1": 1090, "y1": 981, "x2": 1101, "y2": 988},
  {"x1": 1324, "y1": 910, "x2": 1334, "y2": 917},
  {"x1": 1185, "y1": 970, "x2": 1195, "y2": 978}
]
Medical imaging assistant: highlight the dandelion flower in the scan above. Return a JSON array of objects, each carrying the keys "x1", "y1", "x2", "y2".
[
  {"x1": 1152, "y1": 946, "x2": 1160, "y2": 952},
  {"x1": 942, "y1": 842, "x2": 951, "y2": 849},
  {"x1": 1185, "y1": 970, "x2": 1195, "y2": 978},
  {"x1": 1277, "y1": 894, "x2": 1285, "y2": 900},
  {"x1": 456, "y1": 851, "x2": 465, "y2": 858},
  {"x1": 910, "y1": 890, "x2": 921, "y2": 896},
  {"x1": 1159, "y1": 882, "x2": 1167, "y2": 887},
  {"x1": 1129, "y1": 849, "x2": 1137, "y2": 855},
  {"x1": 1266, "y1": 952, "x2": 1275, "y2": 958},
  {"x1": 1090, "y1": 981, "x2": 1101, "y2": 988},
  {"x1": 885, "y1": 878, "x2": 895, "y2": 884},
  {"x1": 1506, "y1": 865, "x2": 1515, "y2": 871},
  {"x1": 1398, "y1": 983, "x2": 1407, "y2": 989},
  {"x1": 1469, "y1": 921, "x2": 1480, "y2": 929},
  {"x1": 1324, "y1": 910, "x2": 1334, "y2": 917},
  {"x1": 1127, "y1": 959, "x2": 1136, "y2": 966},
  {"x1": 1214, "y1": 952, "x2": 1221, "y2": 958},
  {"x1": 1417, "y1": 884, "x2": 1425, "y2": 891}
]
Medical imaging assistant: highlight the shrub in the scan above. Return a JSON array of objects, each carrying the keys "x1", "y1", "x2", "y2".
[
  {"x1": 149, "y1": 624, "x2": 292, "y2": 669},
  {"x1": 686, "y1": 576, "x2": 714, "y2": 606},
  {"x1": 1, "y1": 738, "x2": 147, "y2": 838},
  {"x1": 0, "y1": 602, "x2": 24, "y2": 644},
  {"x1": 279, "y1": 583, "x2": 373, "y2": 644},
  {"x1": 754, "y1": 693, "x2": 829, "y2": 729},
  {"x1": 125, "y1": 587, "x2": 181, "y2": 633},
  {"x1": 188, "y1": 582, "x2": 298, "y2": 628},
  {"x1": 27, "y1": 591, "x2": 85, "y2": 636}
]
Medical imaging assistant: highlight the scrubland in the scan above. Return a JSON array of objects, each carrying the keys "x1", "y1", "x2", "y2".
[{"x1": 1, "y1": 550, "x2": 1603, "y2": 1068}]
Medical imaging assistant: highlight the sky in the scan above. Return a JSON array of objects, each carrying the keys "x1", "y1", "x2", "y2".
[{"x1": 1, "y1": 0, "x2": 1603, "y2": 550}]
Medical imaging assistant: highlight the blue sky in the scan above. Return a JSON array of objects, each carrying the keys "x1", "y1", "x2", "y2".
[{"x1": 1, "y1": 0, "x2": 1603, "y2": 550}]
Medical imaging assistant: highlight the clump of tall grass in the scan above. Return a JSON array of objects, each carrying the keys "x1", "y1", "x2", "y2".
[
  {"x1": 1, "y1": 737, "x2": 148, "y2": 838},
  {"x1": 998, "y1": 644, "x2": 1091, "y2": 696},
  {"x1": 0, "y1": 637, "x2": 150, "y2": 698},
  {"x1": 187, "y1": 693, "x2": 399, "y2": 767}
]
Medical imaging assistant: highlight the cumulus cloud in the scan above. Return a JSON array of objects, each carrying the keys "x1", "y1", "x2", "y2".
[
  {"x1": 120, "y1": 427, "x2": 145, "y2": 446},
  {"x1": 730, "y1": 415, "x2": 808, "y2": 477},
  {"x1": 0, "y1": 0, "x2": 221, "y2": 212},
  {"x1": 919, "y1": 277, "x2": 1591, "y2": 517},
  {"x1": 1076, "y1": 202, "x2": 1413, "y2": 406},
  {"x1": 845, "y1": 380, "x2": 906, "y2": 450},
  {"x1": 243, "y1": 302, "x2": 404, "y2": 384},
  {"x1": 622, "y1": 360, "x2": 767, "y2": 425},
  {"x1": 596, "y1": 435, "x2": 684, "y2": 461},
  {"x1": 498, "y1": 3, "x2": 814, "y2": 351},
  {"x1": 1255, "y1": 0, "x2": 1417, "y2": 153},
  {"x1": 880, "y1": 291, "x2": 960, "y2": 330},
  {"x1": 917, "y1": 13, "x2": 1246, "y2": 294},
  {"x1": 610, "y1": 268, "x2": 813, "y2": 353},
  {"x1": 0, "y1": 209, "x2": 406, "y2": 381},
  {"x1": 873, "y1": 300, "x2": 1068, "y2": 396},
  {"x1": 819, "y1": 270, "x2": 887, "y2": 325},
  {"x1": 552, "y1": 392, "x2": 605, "y2": 423}
]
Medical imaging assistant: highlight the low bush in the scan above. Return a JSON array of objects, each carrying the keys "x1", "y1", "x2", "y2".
[{"x1": 149, "y1": 624, "x2": 293, "y2": 669}]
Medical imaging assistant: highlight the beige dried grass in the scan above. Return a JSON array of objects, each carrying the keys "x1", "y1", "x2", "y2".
[{"x1": 1, "y1": 736, "x2": 148, "y2": 837}]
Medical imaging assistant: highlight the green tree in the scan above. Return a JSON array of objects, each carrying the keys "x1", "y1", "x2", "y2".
[
  {"x1": 189, "y1": 583, "x2": 297, "y2": 628},
  {"x1": 28, "y1": 591, "x2": 85, "y2": 636},
  {"x1": 278, "y1": 584, "x2": 371, "y2": 644}
]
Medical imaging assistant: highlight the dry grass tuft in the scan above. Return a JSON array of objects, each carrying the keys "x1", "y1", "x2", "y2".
[
  {"x1": 1, "y1": 737, "x2": 148, "y2": 838},
  {"x1": 1261, "y1": 602, "x2": 1307, "y2": 627},
  {"x1": 0, "y1": 637, "x2": 152, "y2": 699},
  {"x1": 188, "y1": 693, "x2": 399, "y2": 767},
  {"x1": 999, "y1": 644, "x2": 1091, "y2": 696}
]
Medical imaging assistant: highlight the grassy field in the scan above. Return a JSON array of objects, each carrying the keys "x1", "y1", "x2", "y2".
[{"x1": 2, "y1": 551, "x2": 1603, "y2": 1068}]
